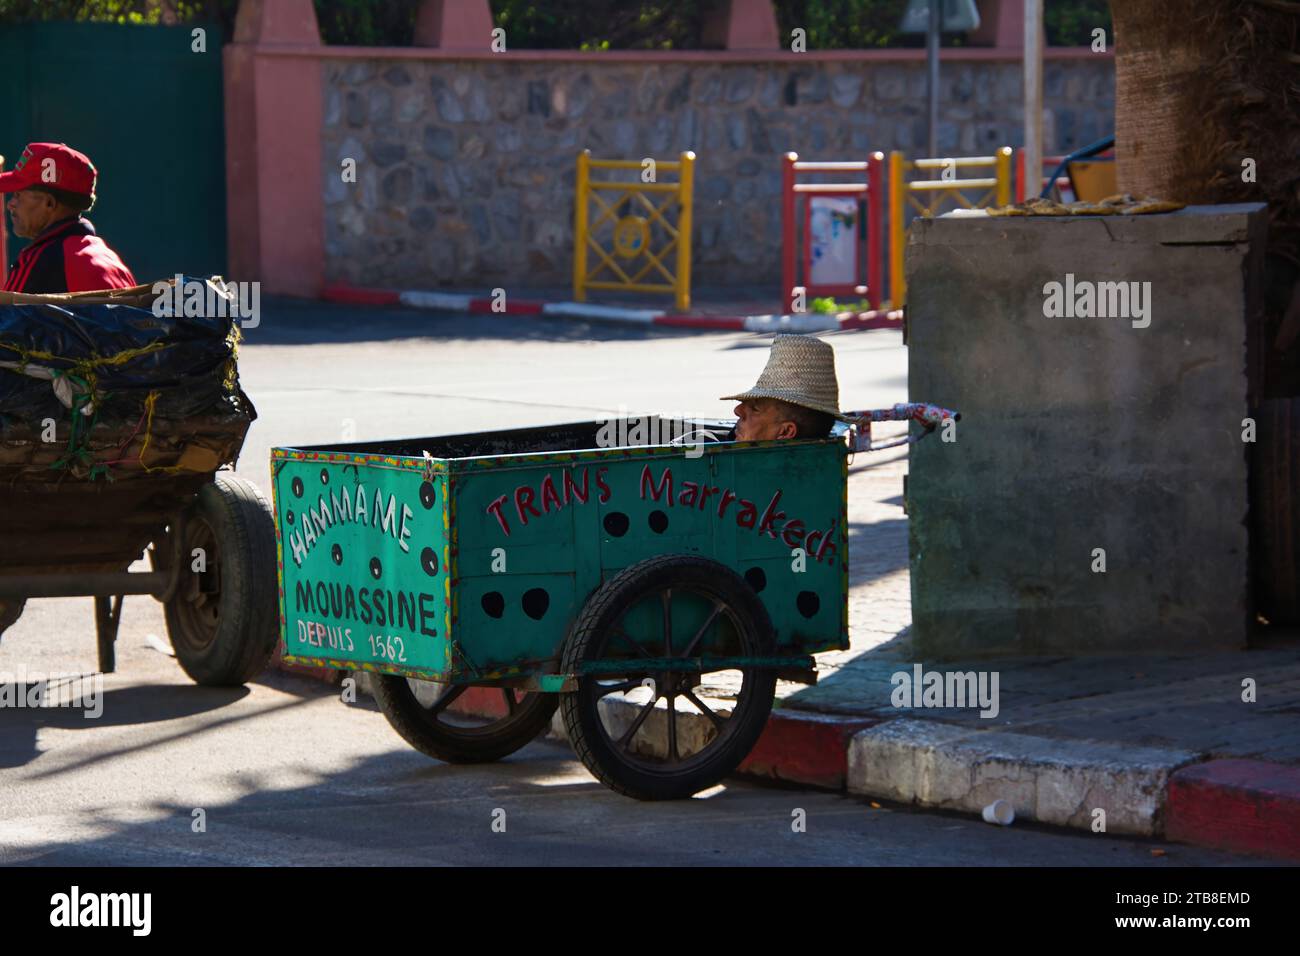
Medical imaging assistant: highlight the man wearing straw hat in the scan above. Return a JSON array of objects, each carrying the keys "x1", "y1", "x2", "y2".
[
  {"x1": 721, "y1": 334, "x2": 845, "y2": 441},
  {"x1": 1, "y1": 142, "x2": 136, "y2": 295}
]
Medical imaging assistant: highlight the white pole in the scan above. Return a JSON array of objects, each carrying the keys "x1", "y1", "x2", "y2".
[{"x1": 1023, "y1": 0, "x2": 1043, "y2": 200}]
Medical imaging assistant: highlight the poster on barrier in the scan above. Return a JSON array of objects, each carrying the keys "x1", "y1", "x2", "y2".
[{"x1": 809, "y1": 196, "x2": 859, "y2": 287}]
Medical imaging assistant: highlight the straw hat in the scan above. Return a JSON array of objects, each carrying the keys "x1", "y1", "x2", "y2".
[{"x1": 720, "y1": 334, "x2": 848, "y2": 420}]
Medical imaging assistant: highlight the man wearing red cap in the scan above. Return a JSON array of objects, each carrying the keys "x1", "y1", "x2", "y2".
[{"x1": 1, "y1": 142, "x2": 136, "y2": 294}]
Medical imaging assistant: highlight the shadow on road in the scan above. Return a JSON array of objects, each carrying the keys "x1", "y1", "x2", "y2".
[
  {"x1": 0, "y1": 681, "x2": 257, "y2": 771},
  {"x1": 6, "y1": 726, "x2": 1255, "y2": 866}
]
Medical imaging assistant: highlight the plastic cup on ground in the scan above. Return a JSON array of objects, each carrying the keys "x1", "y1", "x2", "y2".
[{"x1": 982, "y1": 800, "x2": 1015, "y2": 826}]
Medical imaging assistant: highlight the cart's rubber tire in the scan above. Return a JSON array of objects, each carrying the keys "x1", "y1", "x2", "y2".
[
  {"x1": 161, "y1": 473, "x2": 278, "y2": 687},
  {"x1": 372, "y1": 675, "x2": 559, "y2": 764},
  {"x1": 560, "y1": 554, "x2": 777, "y2": 801}
]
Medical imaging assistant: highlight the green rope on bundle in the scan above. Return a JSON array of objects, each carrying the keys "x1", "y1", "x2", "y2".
[
  {"x1": 48, "y1": 371, "x2": 109, "y2": 479},
  {"x1": 0, "y1": 339, "x2": 168, "y2": 372}
]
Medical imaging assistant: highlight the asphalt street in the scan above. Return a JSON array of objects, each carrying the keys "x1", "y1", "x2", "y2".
[{"x1": 0, "y1": 300, "x2": 1266, "y2": 865}]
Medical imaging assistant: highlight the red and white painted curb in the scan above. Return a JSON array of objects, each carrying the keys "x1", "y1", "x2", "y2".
[
  {"x1": 321, "y1": 283, "x2": 903, "y2": 334},
  {"x1": 271, "y1": 652, "x2": 1300, "y2": 860},
  {"x1": 1166, "y1": 759, "x2": 1300, "y2": 861}
]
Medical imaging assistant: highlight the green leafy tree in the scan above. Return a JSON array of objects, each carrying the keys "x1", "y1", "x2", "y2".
[
  {"x1": 0, "y1": 0, "x2": 238, "y2": 31},
  {"x1": 492, "y1": 1, "x2": 706, "y2": 51},
  {"x1": 1045, "y1": 0, "x2": 1111, "y2": 46},
  {"x1": 313, "y1": 0, "x2": 422, "y2": 46}
]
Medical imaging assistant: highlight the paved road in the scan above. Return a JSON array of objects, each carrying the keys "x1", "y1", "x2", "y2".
[
  {"x1": 0, "y1": 666, "x2": 1264, "y2": 866},
  {"x1": 0, "y1": 302, "x2": 1264, "y2": 865}
]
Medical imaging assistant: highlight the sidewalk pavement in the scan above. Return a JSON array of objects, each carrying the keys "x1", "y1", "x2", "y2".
[
  {"x1": 276, "y1": 438, "x2": 1300, "y2": 861},
  {"x1": 320, "y1": 282, "x2": 904, "y2": 333},
  {"x1": 594, "y1": 448, "x2": 1300, "y2": 860}
]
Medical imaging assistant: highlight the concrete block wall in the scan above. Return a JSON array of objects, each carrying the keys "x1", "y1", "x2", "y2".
[{"x1": 906, "y1": 204, "x2": 1267, "y2": 657}]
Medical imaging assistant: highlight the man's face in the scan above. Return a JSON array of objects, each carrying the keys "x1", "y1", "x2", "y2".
[
  {"x1": 733, "y1": 399, "x2": 798, "y2": 442},
  {"x1": 5, "y1": 188, "x2": 60, "y2": 239}
]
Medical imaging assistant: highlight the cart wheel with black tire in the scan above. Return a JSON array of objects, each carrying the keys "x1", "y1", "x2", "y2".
[
  {"x1": 372, "y1": 676, "x2": 559, "y2": 764},
  {"x1": 158, "y1": 473, "x2": 279, "y2": 687},
  {"x1": 560, "y1": 554, "x2": 778, "y2": 801}
]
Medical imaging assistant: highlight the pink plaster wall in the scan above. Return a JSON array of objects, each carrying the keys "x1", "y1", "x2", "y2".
[
  {"x1": 223, "y1": 44, "x2": 260, "y2": 285},
  {"x1": 252, "y1": 45, "x2": 1106, "y2": 64},
  {"x1": 224, "y1": 0, "x2": 324, "y2": 297},
  {"x1": 702, "y1": 0, "x2": 780, "y2": 51},
  {"x1": 252, "y1": 55, "x2": 323, "y2": 297},
  {"x1": 414, "y1": 0, "x2": 496, "y2": 50}
]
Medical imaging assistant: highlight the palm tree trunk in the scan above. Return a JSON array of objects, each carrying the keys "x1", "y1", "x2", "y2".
[
  {"x1": 1111, "y1": 0, "x2": 1300, "y2": 398},
  {"x1": 1110, "y1": 0, "x2": 1219, "y2": 202}
]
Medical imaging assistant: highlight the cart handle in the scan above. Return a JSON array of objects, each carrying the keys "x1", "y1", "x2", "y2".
[{"x1": 843, "y1": 403, "x2": 960, "y2": 452}]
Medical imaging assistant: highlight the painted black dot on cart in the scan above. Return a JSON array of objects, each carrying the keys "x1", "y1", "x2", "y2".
[
  {"x1": 331, "y1": 543, "x2": 343, "y2": 565},
  {"x1": 522, "y1": 588, "x2": 550, "y2": 620},
  {"x1": 796, "y1": 591, "x2": 820, "y2": 619},
  {"x1": 744, "y1": 568, "x2": 767, "y2": 592},
  {"x1": 419, "y1": 481, "x2": 437, "y2": 509},
  {"x1": 286, "y1": 510, "x2": 295, "y2": 525},
  {"x1": 291, "y1": 477, "x2": 303, "y2": 498},
  {"x1": 648, "y1": 510, "x2": 669, "y2": 534},
  {"x1": 320, "y1": 468, "x2": 329, "y2": 485},
  {"x1": 603, "y1": 512, "x2": 629, "y2": 537},
  {"x1": 481, "y1": 591, "x2": 505, "y2": 618},
  {"x1": 369, "y1": 557, "x2": 382, "y2": 579},
  {"x1": 420, "y1": 546, "x2": 439, "y2": 576}
]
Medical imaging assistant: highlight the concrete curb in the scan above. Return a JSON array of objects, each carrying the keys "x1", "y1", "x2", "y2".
[
  {"x1": 739, "y1": 709, "x2": 882, "y2": 790},
  {"x1": 1166, "y1": 759, "x2": 1300, "y2": 860},
  {"x1": 272, "y1": 659, "x2": 1300, "y2": 858},
  {"x1": 320, "y1": 283, "x2": 903, "y2": 334},
  {"x1": 847, "y1": 718, "x2": 1198, "y2": 837},
  {"x1": 544, "y1": 698, "x2": 880, "y2": 791}
]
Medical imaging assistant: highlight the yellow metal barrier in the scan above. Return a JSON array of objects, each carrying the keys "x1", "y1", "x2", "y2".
[
  {"x1": 888, "y1": 147, "x2": 1011, "y2": 307},
  {"x1": 573, "y1": 150, "x2": 695, "y2": 312}
]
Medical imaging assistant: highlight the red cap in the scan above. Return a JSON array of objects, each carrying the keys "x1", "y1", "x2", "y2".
[{"x1": 0, "y1": 143, "x2": 97, "y2": 201}]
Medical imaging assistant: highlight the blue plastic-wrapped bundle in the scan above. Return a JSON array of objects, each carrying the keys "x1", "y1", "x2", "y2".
[{"x1": 0, "y1": 276, "x2": 252, "y2": 480}]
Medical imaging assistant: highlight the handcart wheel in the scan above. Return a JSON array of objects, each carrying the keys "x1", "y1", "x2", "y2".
[
  {"x1": 372, "y1": 675, "x2": 559, "y2": 764},
  {"x1": 157, "y1": 473, "x2": 278, "y2": 687},
  {"x1": 560, "y1": 554, "x2": 777, "y2": 800}
]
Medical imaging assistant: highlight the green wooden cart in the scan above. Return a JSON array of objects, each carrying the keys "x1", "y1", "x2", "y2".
[{"x1": 270, "y1": 407, "x2": 954, "y2": 799}]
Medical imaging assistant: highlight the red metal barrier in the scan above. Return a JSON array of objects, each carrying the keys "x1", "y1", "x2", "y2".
[{"x1": 781, "y1": 151, "x2": 884, "y2": 314}]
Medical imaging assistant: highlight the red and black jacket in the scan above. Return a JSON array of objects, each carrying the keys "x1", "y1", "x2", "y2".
[{"x1": 3, "y1": 215, "x2": 136, "y2": 294}]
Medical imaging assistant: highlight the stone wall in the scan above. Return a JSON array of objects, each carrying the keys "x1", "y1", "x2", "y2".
[{"x1": 322, "y1": 56, "x2": 1114, "y2": 294}]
